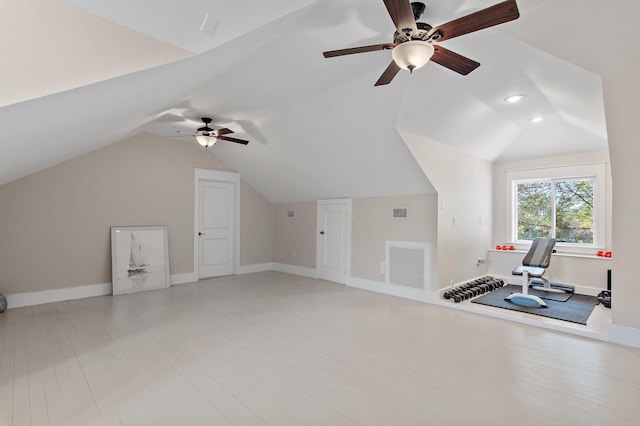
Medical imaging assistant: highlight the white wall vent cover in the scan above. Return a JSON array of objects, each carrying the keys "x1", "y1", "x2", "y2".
[
  {"x1": 392, "y1": 207, "x2": 408, "y2": 219},
  {"x1": 385, "y1": 241, "x2": 430, "y2": 289}
]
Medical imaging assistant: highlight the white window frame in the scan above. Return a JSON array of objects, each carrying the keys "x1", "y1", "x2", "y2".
[{"x1": 506, "y1": 163, "x2": 605, "y2": 252}]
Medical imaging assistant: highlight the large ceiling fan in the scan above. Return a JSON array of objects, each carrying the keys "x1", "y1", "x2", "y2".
[
  {"x1": 323, "y1": 0, "x2": 520, "y2": 86},
  {"x1": 181, "y1": 117, "x2": 250, "y2": 148}
]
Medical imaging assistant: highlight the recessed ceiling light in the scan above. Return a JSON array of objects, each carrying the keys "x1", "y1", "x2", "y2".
[
  {"x1": 530, "y1": 116, "x2": 544, "y2": 123},
  {"x1": 504, "y1": 94, "x2": 525, "y2": 103}
]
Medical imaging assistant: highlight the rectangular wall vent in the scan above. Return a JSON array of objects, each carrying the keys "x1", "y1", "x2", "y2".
[
  {"x1": 392, "y1": 207, "x2": 408, "y2": 219},
  {"x1": 385, "y1": 241, "x2": 430, "y2": 290}
]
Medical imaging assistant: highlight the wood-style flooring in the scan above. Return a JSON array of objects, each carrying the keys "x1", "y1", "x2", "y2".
[{"x1": 1, "y1": 271, "x2": 638, "y2": 425}]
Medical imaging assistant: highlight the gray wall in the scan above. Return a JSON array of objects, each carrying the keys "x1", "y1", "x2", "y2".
[
  {"x1": 272, "y1": 195, "x2": 438, "y2": 280},
  {"x1": 351, "y1": 194, "x2": 438, "y2": 282},
  {"x1": 0, "y1": 133, "x2": 273, "y2": 295},
  {"x1": 402, "y1": 133, "x2": 494, "y2": 289},
  {"x1": 273, "y1": 201, "x2": 317, "y2": 268},
  {"x1": 240, "y1": 180, "x2": 274, "y2": 265}
]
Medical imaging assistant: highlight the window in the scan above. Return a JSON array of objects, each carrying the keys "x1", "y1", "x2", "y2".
[
  {"x1": 516, "y1": 178, "x2": 594, "y2": 243},
  {"x1": 506, "y1": 163, "x2": 605, "y2": 249}
]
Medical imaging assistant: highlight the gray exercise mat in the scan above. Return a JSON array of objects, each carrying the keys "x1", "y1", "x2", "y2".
[{"x1": 471, "y1": 285, "x2": 597, "y2": 325}]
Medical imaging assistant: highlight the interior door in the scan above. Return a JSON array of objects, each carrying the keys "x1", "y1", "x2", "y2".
[
  {"x1": 317, "y1": 199, "x2": 351, "y2": 284},
  {"x1": 198, "y1": 180, "x2": 235, "y2": 278}
]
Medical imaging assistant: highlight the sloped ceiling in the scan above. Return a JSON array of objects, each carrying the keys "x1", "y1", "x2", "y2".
[{"x1": 0, "y1": 0, "x2": 616, "y2": 203}]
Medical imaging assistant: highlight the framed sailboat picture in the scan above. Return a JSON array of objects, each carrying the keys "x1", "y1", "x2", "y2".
[{"x1": 110, "y1": 226, "x2": 170, "y2": 295}]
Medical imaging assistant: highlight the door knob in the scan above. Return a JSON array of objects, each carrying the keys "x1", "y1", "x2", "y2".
[
  {"x1": 198, "y1": 232, "x2": 205, "y2": 236},
  {"x1": 320, "y1": 231, "x2": 325, "y2": 235}
]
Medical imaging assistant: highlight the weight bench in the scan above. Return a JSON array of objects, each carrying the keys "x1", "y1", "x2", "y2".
[{"x1": 505, "y1": 237, "x2": 573, "y2": 308}]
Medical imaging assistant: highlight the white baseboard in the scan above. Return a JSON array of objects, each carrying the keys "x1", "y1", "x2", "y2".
[
  {"x1": 171, "y1": 272, "x2": 197, "y2": 285},
  {"x1": 6, "y1": 272, "x2": 195, "y2": 309},
  {"x1": 6, "y1": 282, "x2": 113, "y2": 309},
  {"x1": 348, "y1": 277, "x2": 438, "y2": 303},
  {"x1": 237, "y1": 263, "x2": 275, "y2": 275},
  {"x1": 272, "y1": 263, "x2": 318, "y2": 279},
  {"x1": 609, "y1": 324, "x2": 640, "y2": 348}
]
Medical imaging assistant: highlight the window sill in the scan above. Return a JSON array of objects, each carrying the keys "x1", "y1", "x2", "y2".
[{"x1": 489, "y1": 249, "x2": 613, "y2": 260}]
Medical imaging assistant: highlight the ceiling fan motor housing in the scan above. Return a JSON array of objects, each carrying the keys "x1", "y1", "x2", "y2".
[{"x1": 394, "y1": 21, "x2": 435, "y2": 44}]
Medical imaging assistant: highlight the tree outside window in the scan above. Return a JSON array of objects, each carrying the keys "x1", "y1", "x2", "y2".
[{"x1": 516, "y1": 178, "x2": 594, "y2": 243}]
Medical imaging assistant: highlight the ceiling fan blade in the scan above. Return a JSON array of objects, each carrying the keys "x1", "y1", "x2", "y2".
[
  {"x1": 431, "y1": 0, "x2": 520, "y2": 42},
  {"x1": 431, "y1": 45, "x2": 480, "y2": 75},
  {"x1": 218, "y1": 135, "x2": 249, "y2": 145},
  {"x1": 374, "y1": 61, "x2": 402, "y2": 86},
  {"x1": 214, "y1": 128, "x2": 234, "y2": 136},
  {"x1": 323, "y1": 43, "x2": 395, "y2": 58},
  {"x1": 382, "y1": 0, "x2": 417, "y2": 35}
]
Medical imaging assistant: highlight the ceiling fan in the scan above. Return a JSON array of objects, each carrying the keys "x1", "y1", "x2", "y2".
[
  {"x1": 182, "y1": 117, "x2": 250, "y2": 148},
  {"x1": 323, "y1": 0, "x2": 520, "y2": 86}
]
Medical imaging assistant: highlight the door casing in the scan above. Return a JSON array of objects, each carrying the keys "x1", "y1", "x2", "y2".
[
  {"x1": 316, "y1": 198, "x2": 352, "y2": 284},
  {"x1": 194, "y1": 169, "x2": 240, "y2": 280}
]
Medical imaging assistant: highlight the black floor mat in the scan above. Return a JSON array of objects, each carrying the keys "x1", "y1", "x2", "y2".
[{"x1": 471, "y1": 285, "x2": 597, "y2": 325}]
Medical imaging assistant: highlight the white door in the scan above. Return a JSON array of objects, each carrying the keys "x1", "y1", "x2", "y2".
[
  {"x1": 316, "y1": 199, "x2": 351, "y2": 284},
  {"x1": 198, "y1": 180, "x2": 235, "y2": 278}
]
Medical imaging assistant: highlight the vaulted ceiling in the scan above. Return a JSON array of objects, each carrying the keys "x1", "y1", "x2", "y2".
[{"x1": 0, "y1": 0, "x2": 620, "y2": 203}]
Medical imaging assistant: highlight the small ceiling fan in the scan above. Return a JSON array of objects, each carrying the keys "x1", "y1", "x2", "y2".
[
  {"x1": 173, "y1": 117, "x2": 250, "y2": 148},
  {"x1": 323, "y1": 0, "x2": 520, "y2": 86}
]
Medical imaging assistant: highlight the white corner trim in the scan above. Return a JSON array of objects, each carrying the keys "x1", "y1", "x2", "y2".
[
  {"x1": 273, "y1": 263, "x2": 318, "y2": 279},
  {"x1": 171, "y1": 272, "x2": 198, "y2": 285},
  {"x1": 348, "y1": 276, "x2": 438, "y2": 303},
  {"x1": 609, "y1": 324, "x2": 640, "y2": 348},
  {"x1": 237, "y1": 263, "x2": 275, "y2": 275},
  {"x1": 6, "y1": 283, "x2": 113, "y2": 309}
]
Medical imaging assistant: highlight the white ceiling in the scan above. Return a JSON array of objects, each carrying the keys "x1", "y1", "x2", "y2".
[{"x1": 0, "y1": 0, "x2": 618, "y2": 203}]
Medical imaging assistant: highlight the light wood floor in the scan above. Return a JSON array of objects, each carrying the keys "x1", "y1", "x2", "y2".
[{"x1": 1, "y1": 271, "x2": 639, "y2": 425}]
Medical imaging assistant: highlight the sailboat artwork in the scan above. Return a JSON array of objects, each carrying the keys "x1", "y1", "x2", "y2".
[
  {"x1": 128, "y1": 232, "x2": 148, "y2": 275},
  {"x1": 111, "y1": 226, "x2": 171, "y2": 295}
]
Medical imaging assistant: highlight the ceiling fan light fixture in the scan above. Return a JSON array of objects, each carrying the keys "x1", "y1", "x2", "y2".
[
  {"x1": 196, "y1": 134, "x2": 217, "y2": 148},
  {"x1": 391, "y1": 41, "x2": 434, "y2": 72}
]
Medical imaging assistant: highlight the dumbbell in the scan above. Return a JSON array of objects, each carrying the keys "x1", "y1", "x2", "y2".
[
  {"x1": 457, "y1": 290, "x2": 470, "y2": 300},
  {"x1": 446, "y1": 287, "x2": 466, "y2": 298}
]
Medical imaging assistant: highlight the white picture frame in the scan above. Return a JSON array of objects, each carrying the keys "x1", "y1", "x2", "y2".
[{"x1": 110, "y1": 226, "x2": 170, "y2": 295}]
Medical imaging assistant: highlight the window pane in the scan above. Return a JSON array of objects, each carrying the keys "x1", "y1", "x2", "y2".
[
  {"x1": 517, "y1": 182, "x2": 552, "y2": 240},
  {"x1": 555, "y1": 179, "x2": 594, "y2": 243}
]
